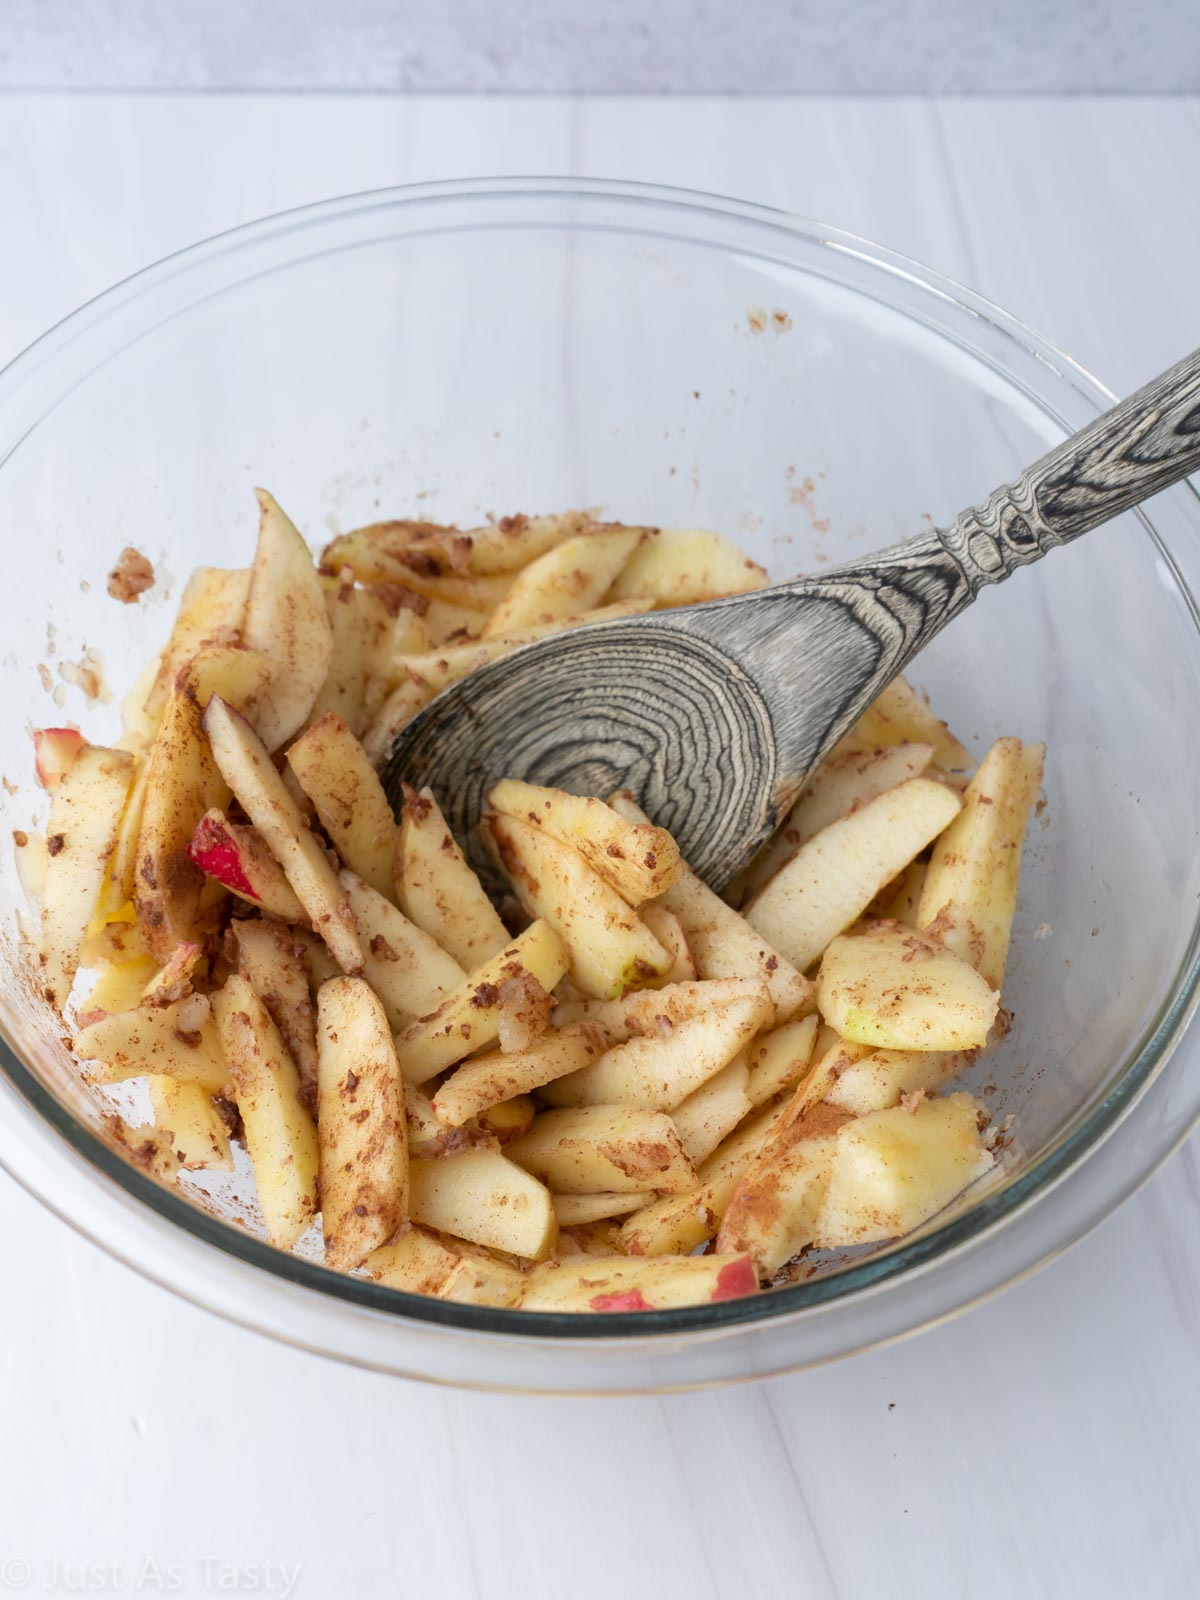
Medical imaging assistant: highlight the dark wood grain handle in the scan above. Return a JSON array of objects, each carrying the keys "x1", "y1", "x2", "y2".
[{"x1": 935, "y1": 347, "x2": 1200, "y2": 589}]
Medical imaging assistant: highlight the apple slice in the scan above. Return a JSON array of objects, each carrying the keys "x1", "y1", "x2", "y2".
[
  {"x1": 610, "y1": 791, "x2": 813, "y2": 1020},
  {"x1": 39, "y1": 742, "x2": 134, "y2": 1008},
  {"x1": 716, "y1": 1121, "x2": 845, "y2": 1277},
  {"x1": 823, "y1": 1044, "x2": 966, "y2": 1116},
  {"x1": 364, "y1": 1226, "x2": 462, "y2": 1293},
  {"x1": 409, "y1": 1149, "x2": 557, "y2": 1260},
  {"x1": 338, "y1": 868, "x2": 464, "y2": 1030},
  {"x1": 431, "y1": 1022, "x2": 607, "y2": 1127},
  {"x1": 213, "y1": 973, "x2": 319, "y2": 1249},
  {"x1": 188, "y1": 809, "x2": 306, "y2": 921},
  {"x1": 202, "y1": 695, "x2": 363, "y2": 973},
  {"x1": 305, "y1": 573, "x2": 395, "y2": 738},
  {"x1": 553, "y1": 976, "x2": 770, "y2": 1043},
  {"x1": 232, "y1": 919, "x2": 319, "y2": 1101},
  {"x1": 242, "y1": 489, "x2": 333, "y2": 750},
  {"x1": 394, "y1": 920, "x2": 567, "y2": 1084},
  {"x1": 540, "y1": 991, "x2": 772, "y2": 1111},
  {"x1": 508, "y1": 1106, "x2": 698, "y2": 1195},
  {"x1": 638, "y1": 906, "x2": 697, "y2": 985},
  {"x1": 607, "y1": 528, "x2": 768, "y2": 606},
  {"x1": 142, "y1": 566, "x2": 250, "y2": 727},
  {"x1": 814, "y1": 1093, "x2": 993, "y2": 1246},
  {"x1": 917, "y1": 737, "x2": 1044, "y2": 989},
  {"x1": 618, "y1": 1100, "x2": 787, "y2": 1256},
  {"x1": 32, "y1": 727, "x2": 85, "y2": 790},
  {"x1": 744, "y1": 1015, "x2": 820, "y2": 1108},
  {"x1": 285, "y1": 711, "x2": 397, "y2": 897},
  {"x1": 483, "y1": 811, "x2": 669, "y2": 998},
  {"x1": 487, "y1": 779, "x2": 681, "y2": 905},
  {"x1": 746, "y1": 777, "x2": 963, "y2": 972},
  {"x1": 147, "y1": 1078, "x2": 233, "y2": 1171},
  {"x1": 482, "y1": 525, "x2": 645, "y2": 637},
  {"x1": 519, "y1": 1253, "x2": 757, "y2": 1312},
  {"x1": 393, "y1": 785, "x2": 510, "y2": 971},
  {"x1": 552, "y1": 1191, "x2": 655, "y2": 1227},
  {"x1": 316, "y1": 976, "x2": 408, "y2": 1271},
  {"x1": 740, "y1": 741, "x2": 935, "y2": 900},
  {"x1": 462, "y1": 510, "x2": 593, "y2": 575},
  {"x1": 817, "y1": 925, "x2": 999, "y2": 1051},
  {"x1": 475, "y1": 1095, "x2": 537, "y2": 1143},
  {"x1": 670, "y1": 1054, "x2": 753, "y2": 1164},
  {"x1": 833, "y1": 676, "x2": 970, "y2": 771},
  {"x1": 134, "y1": 644, "x2": 280, "y2": 961},
  {"x1": 438, "y1": 1255, "x2": 526, "y2": 1308},
  {"x1": 75, "y1": 991, "x2": 230, "y2": 1094}
]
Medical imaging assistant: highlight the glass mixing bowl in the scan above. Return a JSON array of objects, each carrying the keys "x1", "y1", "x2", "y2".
[{"x1": 2, "y1": 178, "x2": 1199, "y2": 1394}]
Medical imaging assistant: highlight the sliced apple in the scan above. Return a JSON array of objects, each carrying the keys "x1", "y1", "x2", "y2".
[
  {"x1": 834, "y1": 676, "x2": 970, "y2": 771},
  {"x1": 285, "y1": 711, "x2": 397, "y2": 897},
  {"x1": 305, "y1": 573, "x2": 395, "y2": 737},
  {"x1": 242, "y1": 489, "x2": 333, "y2": 749},
  {"x1": 541, "y1": 991, "x2": 771, "y2": 1111},
  {"x1": 462, "y1": 510, "x2": 593, "y2": 575},
  {"x1": 744, "y1": 1015, "x2": 820, "y2": 1108},
  {"x1": 638, "y1": 905, "x2": 696, "y2": 984},
  {"x1": 364, "y1": 1226, "x2": 461, "y2": 1293},
  {"x1": 409, "y1": 1149, "x2": 556, "y2": 1260},
  {"x1": 553, "y1": 976, "x2": 768, "y2": 1042},
  {"x1": 188, "y1": 809, "x2": 306, "y2": 921},
  {"x1": 617, "y1": 1101, "x2": 787, "y2": 1256},
  {"x1": 394, "y1": 785, "x2": 510, "y2": 970},
  {"x1": 213, "y1": 973, "x2": 319, "y2": 1249},
  {"x1": 475, "y1": 1095, "x2": 537, "y2": 1143},
  {"x1": 508, "y1": 1106, "x2": 697, "y2": 1194},
  {"x1": 483, "y1": 525, "x2": 645, "y2": 637},
  {"x1": 75, "y1": 991, "x2": 230, "y2": 1094},
  {"x1": 147, "y1": 1078, "x2": 233, "y2": 1171},
  {"x1": 142, "y1": 566, "x2": 250, "y2": 728},
  {"x1": 39, "y1": 742, "x2": 134, "y2": 1007},
  {"x1": 607, "y1": 528, "x2": 768, "y2": 606},
  {"x1": 438, "y1": 1254, "x2": 526, "y2": 1308},
  {"x1": 823, "y1": 1044, "x2": 966, "y2": 1116},
  {"x1": 33, "y1": 727, "x2": 85, "y2": 790},
  {"x1": 316, "y1": 976, "x2": 408, "y2": 1271},
  {"x1": 917, "y1": 737, "x2": 1044, "y2": 989},
  {"x1": 487, "y1": 779, "x2": 681, "y2": 905},
  {"x1": 232, "y1": 918, "x2": 319, "y2": 1100},
  {"x1": 716, "y1": 1121, "x2": 845, "y2": 1277},
  {"x1": 814, "y1": 1092, "x2": 993, "y2": 1246},
  {"x1": 338, "y1": 868, "x2": 465, "y2": 1030},
  {"x1": 134, "y1": 645, "x2": 279, "y2": 960},
  {"x1": 817, "y1": 925, "x2": 999, "y2": 1051},
  {"x1": 519, "y1": 1253, "x2": 757, "y2": 1312},
  {"x1": 202, "y1": 695, "x2": 363, "y2": 973},
  {"x1": 483, "y1": 811, "x2": 669, "y2": 998},
  {"x1": 431, "y1": 1023, "x2": 607, "y2": 1127},
  {"x1": 394, "y1": 920, "x2": 567, "y2": 1084},
  {"x1": 741, "y1": 741, "x2": 935, "y2": 899},
  {"x1": 670, "y1": 1054, "x2": 752, "y2": 1164},
  {"x1": 610, "y1": 791, "x2": 813, "y2": 1019},
  {"x1": 552, "y1": 1191, "x2": 655, "y2": 1227},
  {"x1": 746, "y1": 777, "x2": 963, "y2": 972}
]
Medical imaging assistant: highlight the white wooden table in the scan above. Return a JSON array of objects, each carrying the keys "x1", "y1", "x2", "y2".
[{"x1": 3, "y1": 95, "x2": 1199, "y2": 1600}]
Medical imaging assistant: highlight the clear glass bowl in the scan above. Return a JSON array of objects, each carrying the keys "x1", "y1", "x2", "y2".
[{"x1": 2, "y1": 177, "x2": 1199, "y2": 1393}]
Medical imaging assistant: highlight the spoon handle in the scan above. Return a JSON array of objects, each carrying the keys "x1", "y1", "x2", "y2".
[{"x1": 936, "y1": 346, "x2": 1200, "y2": 592}]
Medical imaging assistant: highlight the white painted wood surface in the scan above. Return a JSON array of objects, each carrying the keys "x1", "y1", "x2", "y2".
[{"x1": 2, "y1": 96, "x2": 1199, "y2": 1599}]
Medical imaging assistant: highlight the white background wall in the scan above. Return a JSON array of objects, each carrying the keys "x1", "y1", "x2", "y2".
[{"x1": 2, "y1": 0, "x2": 1198, "y2": 92}]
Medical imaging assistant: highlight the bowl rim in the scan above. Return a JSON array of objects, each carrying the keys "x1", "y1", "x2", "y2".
[{"x1": 3, "y1": 173, "x2": 1200, "y2": 1378}]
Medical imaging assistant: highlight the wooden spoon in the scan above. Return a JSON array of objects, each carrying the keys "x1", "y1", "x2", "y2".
[{"x1": 380, "y1": 349, "x2": 1200, "y2": 889}]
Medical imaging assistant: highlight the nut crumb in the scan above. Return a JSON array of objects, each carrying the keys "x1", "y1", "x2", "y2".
[{"x1": 107, "y1": 546, "x2": 155, "y2": 603}]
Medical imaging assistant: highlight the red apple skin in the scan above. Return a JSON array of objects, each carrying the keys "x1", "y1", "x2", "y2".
[
  {"x1": 33, "y1": 728, "x2": 85, "y2": 790},
  {"x1": 711, "y1": 1255, "x2": 758, "y2": 1302},
  {"x1": 589, "y1": 1288, "x2": 653, "y2": 1313},
  {"x1": 188, "y1": 813, "x2": 261, "y2": 901}
]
